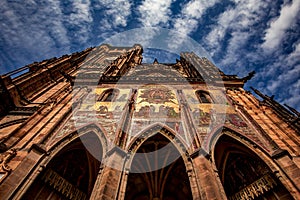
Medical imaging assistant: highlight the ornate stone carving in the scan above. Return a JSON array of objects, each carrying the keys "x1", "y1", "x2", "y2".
[
  {"x1": 229, "y1": 173, "x2": 277, "y2": 200},
  {"x1": 42, "y1": 169, "x2": 87, "y2": 200},
  {"x1": 0, "y1": 148, "x2": 17, "y2": 172}
]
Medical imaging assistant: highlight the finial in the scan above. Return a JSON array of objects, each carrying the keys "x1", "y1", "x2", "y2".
[
  {"x1": 242, "y1": 71, "x2": 255, "y2": 83},
  {"x1": 153, "y1": 58, "x2": 159, "y2": 64}
]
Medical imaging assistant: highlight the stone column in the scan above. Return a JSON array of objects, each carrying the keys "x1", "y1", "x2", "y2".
[
  {"x1": 116, "y1": 169, "x2": 129, "y2": 200},
  {"x1": 0, "y1": 144, "x2": 46, "y2": 199},
  {"x1": 274, "y1": 153, "x2": 300, "y2": 198},
  {"x1": 90, "y1": 147, "x2": 127, "y2": 200},
  {"x1": 193, "y1": 154, "x2": 227, "y2": 200}
]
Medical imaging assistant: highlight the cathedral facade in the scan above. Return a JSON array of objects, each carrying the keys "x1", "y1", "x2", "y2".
[{"x1": 0, "y1": 44, "x2": 299, "y2": 200}]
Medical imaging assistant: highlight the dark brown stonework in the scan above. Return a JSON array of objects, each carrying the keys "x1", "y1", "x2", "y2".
[{"x1": 0, "y1": 44, "x2": 299, "y2": 200}]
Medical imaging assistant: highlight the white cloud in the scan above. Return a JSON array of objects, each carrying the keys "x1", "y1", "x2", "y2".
[
  {"x1": 205, "y1": 9, "x2": 236, "y2": 58},
  {"x1": 204, "y1": 0, "x2": 271, "y2": 76},
  {"x1": 0, "y1": 0, "x2": 70, "y2": 66},
  {"x1": 266, "y1": 64, "x2": 300, "y2": 109},
  {"x1": 256, "y1": 40, "x2": 300, "y2": 110},
  {"x1": 169, "y1": 0, "x2": 220, "y2": 50},
  {"x1": 206, "y1": 0, "x2": 269, "y2": 55},
  {"x1": 70, "y1": 1, "x2": 92, "y2": 24},
  {"x1": 173, "y1": 0, "x2": 220, "y2": 36},
  {"x1": 138, "y1": 0, "x2": 174, "y2": 27},
  {"x1": 284, "y1": 78, "x2": 300, "y2": 108},
  {"x1": 64, "y1": 0, "x2": 93, "y2": 43},
  {"x1": 267, "y1": 64, "x2": 300, "y2": 91},
  {"x1": 205, "y1": 9, "x2": 236, "y2": 50},
  {"x1": 105, "y1": 27, "x2": 161, "y2": 47},
  {"x1": 96, "y1": 0, "x2": 132, "y2": 30},
  {"x1": 200, "y1": 0, "x2": 299, "y2": 109},
  {"x1": 220, "y1": 31, "x2": 251, "y2": 68},
  {"x1": 262, "y1": 0, "x2": 300, "y2": 52},
  {"x1": 286, "y1": 41, "x2": 300, "y2": 66}
]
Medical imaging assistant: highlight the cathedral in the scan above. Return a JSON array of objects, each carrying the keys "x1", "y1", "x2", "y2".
[{"x1": 0, "y1": 44, "x2": 299, "y2": 200}]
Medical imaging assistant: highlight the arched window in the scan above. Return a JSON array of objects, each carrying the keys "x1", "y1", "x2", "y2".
[
  {"x1": 196, "y1": 90, "x2": 213, "y2": 103},
  {"x1": 98, "y1": 88, "x2": 119, "y2": 102}
]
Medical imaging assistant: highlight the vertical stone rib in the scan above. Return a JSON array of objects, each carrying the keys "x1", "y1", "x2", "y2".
[
  {"x1": 115, "y1": 89, "x2": 137, "y2": 149},
  {"x1": 177, "y1": 90, "x2": 201, "y2": 150}
]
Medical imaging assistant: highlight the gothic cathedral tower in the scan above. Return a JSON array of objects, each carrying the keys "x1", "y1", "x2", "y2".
[{"x1": 0, "y1": 44, "x2": 299, "y2": 200}]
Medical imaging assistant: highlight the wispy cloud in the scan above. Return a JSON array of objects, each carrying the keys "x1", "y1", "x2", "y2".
[
  {"x1": 69, "y1": 1, "x2": 92, "y2": 24},
  {"x1": 169, "y1": 0, "x2": 220, "y2": 50},
  {"x1": 284, "y1": 79, "x2": 300, "y2": 108},
  {"x1": 0, "y1": 0, "x2": 299, "y2": 112},
  {"x1": 95, "y1": 0, "x2": 132, "y2": 30},
  {"x1": 205, "y1": 8, "x2": 236, "y2": 55},
  {"x1": 286, "y1": 42, "x2": 300, "y2": 66},
  {"x1": 262, "y1": 0, "x2": 300, "y2": 52},
  {"x1": 206, "y1": 0, "x2": 270, "y2": 52},
  {"x1": 204, "y1": 0, "x2": 300, "y2": 110},
  {"x1": 65, "y1": 0, "x2": 93, "y2": 43},
  {"x1": 173, "y1": 0, "x2": 220, "y2": 35},
  {"x1": 104, "y1": 27, "x2": 161, "y2": 47},
  {"x1": 0, "y1": 0, "x2": 97, "y2": 72},
  {"x1": 256, "y1": 40, "x2": 300, "y2": 109},
  {"x1": 205, "y1": 0, "x2": 270, "y2": 73},
  {"x1": 0, "y1": 0, "x2": 70, "y2": 71},
  {"x1": 138, "y1": 0, "x2": 174, "y2": 27},
  {"x1": 266, "y1": 63, "x2": 300, "y2": 109}
]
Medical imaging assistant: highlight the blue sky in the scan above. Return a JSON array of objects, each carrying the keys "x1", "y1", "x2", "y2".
[{"x1": 0, "y1": 0, "x2": 299, "y2": 110}]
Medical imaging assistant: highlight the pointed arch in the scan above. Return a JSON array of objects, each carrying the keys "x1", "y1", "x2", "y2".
[
  {"x1": 127, "y1": 122, "x2": 189, "y2": 156},
  {"x1": 205, "y1": 125, "x2": 269, "y2": 156},
  {"x1": 124, "y1": 124, "x2": 194, "y2": 200},
  {"x1": 195, "y1": 90, "x2": 214, "y2": 103},
  {"x1": 20, "y1": 123, "x2": 108, "y2": 200},
  {"x1": 98, "y1": 88, "x2": 119, "y2": 102},
  {"x1": 47, "y1": 123, "x2": 109, "y2": 155},
  {"x1": 212, "y1": 132, "x2": 294, "y2": 200}
]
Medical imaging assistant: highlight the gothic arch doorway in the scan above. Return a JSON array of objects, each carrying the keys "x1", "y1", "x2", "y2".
[
  {"x1": 125, "y1": 133, "x2": 193, "y2": 200},
  {"x1": 22, "y1": 133, "x2": 102, "y2": 200},
  {"x1": 214, "y1": 134, "x2": 294, "y2": 200}
]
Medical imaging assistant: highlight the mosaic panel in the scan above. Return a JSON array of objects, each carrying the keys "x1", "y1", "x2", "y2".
[
  {"x1": 49, "y1": 89, "x2": 131, "y2": 143},
  {"x1": 93, "y1": 88, "x2": 130, "y2": 141},
  {"x1": 183, "y1": 89, "x2": 247, "y2": 136},
  {"x1": 129, "y1": 85, "x2": 181, "y2": 138},
  {"x1": 134, "y1": 85, "x2": 179, "y2": 118}
]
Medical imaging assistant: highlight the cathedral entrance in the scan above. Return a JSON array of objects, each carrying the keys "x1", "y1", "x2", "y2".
[
  {"x1": 214, "y1": 135, "x2": 294, "y2": 200},
  {"x1": 125, "y1": 134, "x2": 193, "y2": 200},
  {"x1": 21, "y1": 133, "x2": 102, "y2": 200}
]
